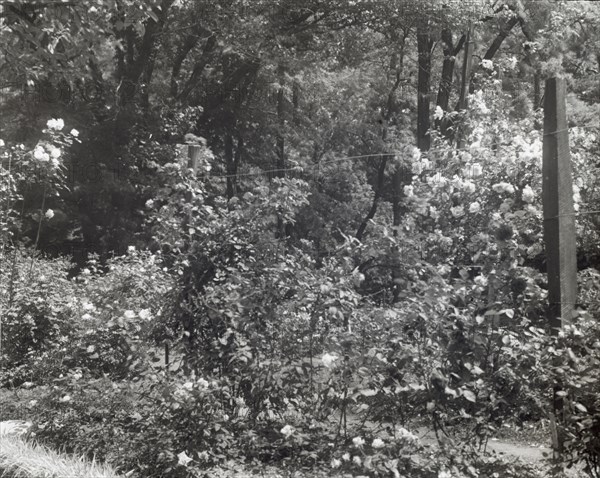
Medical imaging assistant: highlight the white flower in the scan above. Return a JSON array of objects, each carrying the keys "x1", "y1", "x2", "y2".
[
  {"x1": 145, "y1": 199, "x2": 154, "y2": 208},
  {"x1": 82, "y1": 313, "x2": 92, "y2": 320},
  {"x1": 22, "y1": 382, "x2": 34, "y2": 389},
  {"x1": 59, "y1": 395, "x2": 72, "y2": 403},
  {"x1": 72, "y1": 372, "x2": 82, "y2": 380},
  {"x1": 321, "y1": 352, "x2": 338, "y2": 368},
  {"x1": 438, "y1": 471, "x2": 453, "y2": 478},
  {"x1": 0, "y1": 139, "x2": 4, "y2": 147},
  {"x1": 138, "y1": 309, "x2": 151, "y2": 320},
  {"x1": 468, "y1": 202, "x2": 481, "y2": 214},
  {"x1": 352, "y1": 436, "x2": 365, "y2": 447},
  {"x1": 342, "y1": 452, "x2": 351, "y2": 461},
  {"x1": 450, "y1": 206, "x2": 465, "y2": 218},
  {"x1": 411, "y1": 147, "x2": 421, "y2": 161},
  {"x1": 331, "y1": 458, "x2": 342, "y2": 468},
  {"x1": 33, "y1": 146, "x2": 45, "y2": 160},
  {"x1": 403, "y1": 185, "x2": 414, "y2": 198},
  {"x1": 481, "y1": 59, "x2": 493, "y2": 70},
  {"x1": 429, "y1": 206, "x2": 439, "y2": 220},
  {"x1": 89, "y1": 6, "x2": 98, "y2": 13},
  {"x1": 198, "y1": 378, "x2": 209, "y2": 388},
  {"x1": 372, "y1": 438, "x2": 385, "y2": 448},
  {"x1": 182, "y1": 382, "x2": 194, "y2": 390},
  {"x1": 474, "y1": 275, "x2": 488, "y2": 287},
  {"x1": 50, "y1": 147, "x2": 61, "y2": 158},
  {"x1": 124, "y1": 310, "x2": 136, "y2": 319},
  {"x1": 434, "y1": 105, "x2": 444, "y2": 121},
  {"x1": 522, "y1": 185, "x2": 535, "y2": 203},
  {"x1": 411, "y1": 161, "x2": 424, "y2": 175},
  {"x1": 28, "y1": 400, "x2": 38, "y2": 407},
  {"x1": 70, "y1": 128, "x2": 79, "y2": 137},
  {"x1": 396, "y1": 426, "x2": 418, "y2": 441},
  {"x1": 492, "y1": 182, "x2": 515, "y2": 194},
  {"x1": 82, "y1": 302, "x2": 94, "y2": 311},
  {"x1": 127, "y1": 245, "x2": 136, "y2": 253},
  {"x1": 87, "y1": 345, "x2": 95, "y2": 353},
  {"x1": 353, "y1": 455, "x2": 362, "y2": 465},
  {"x1": 50, "y1": 157, "x2": 60, "y2": 168},
  {"x1": 46, "y1": 118, "x2": 64, "y2": 130},
  {"x1": 177, "y1": 451, "x2": 193, "y2": 467},
  {"x1": 463, "y1": 180, "x2": 476, "y2": 194},
  {"x1": 280, "y1": 424, "x2": 294, "y2": 438},
  {"x1": 45, "y1": 209, "x2": 55, "y2": 219}
]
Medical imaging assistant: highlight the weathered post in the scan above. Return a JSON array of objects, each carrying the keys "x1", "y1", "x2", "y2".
[
  {"x1": 188, "y1": 144, "x2": 203, "y2": 173},
  {"x1": 542, "y1": 77, "x2": 577, "y2": 330},
  {"x1": 542, "y1": 76, "x2": 577, "y2": 458}
]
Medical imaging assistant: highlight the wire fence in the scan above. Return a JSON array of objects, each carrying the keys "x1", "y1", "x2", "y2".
[{"x1": 195, "y1": 124, "x2": 598, "y2": 181}]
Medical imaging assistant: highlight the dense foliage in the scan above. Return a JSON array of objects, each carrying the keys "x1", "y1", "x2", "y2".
[{"x1": 1, "y1": 0, "x2": 599, "y2": 477}]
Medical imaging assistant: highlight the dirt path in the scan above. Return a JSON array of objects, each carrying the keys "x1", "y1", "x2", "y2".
[{"x1": 415, "y1": 427, "x2": 551, "y2": 463}]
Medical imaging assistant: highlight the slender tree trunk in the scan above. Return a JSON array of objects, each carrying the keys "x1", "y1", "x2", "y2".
[
  {"x1": 276, "y1": 63, "x2": 287, "y2": 238},
  {"x1": 225, "y1": 132, "x2": 235, "y2": 199},
  {"x1": 390, "y1": 33, "x2": 408, "y2": 230},
  {"x1": 533, "y1": 72, "x2": 541, "y2": 110},
  {"x1": 356, "y1": 157, "x2": 388, "y2": 241},
  {"x1": 417, "y1": 27, "x2": 433, "y2": 152},
  {"x1": 456, "y1": 23, "x2": 475, "y2": 149},
  {"x1": 436, "y1": 30, "x2": 465, "y2": 138},
  {"x1": 356, "y1": 32, "x2": 406, "y2": 242}
]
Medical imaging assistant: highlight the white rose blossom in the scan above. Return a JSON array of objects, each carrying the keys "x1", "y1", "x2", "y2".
[
  {"x1": 450, "y1": 206, "x2": 465, "y2": 218},
  {"x1": 352, "y1": 436, "x2": 365, "y2": 447},
  {"x1": 321, "y1": 352, "x2": 338, "y2": 368},
  {"x1": 46, "y1": 118, "x2": 64, "y2": 130},
  {"x1": 468, "y1": 202, "x2": 481, "y2": 214},
  {"x1": 481, "y1": 59, "x2": 494, "y2": 70},
  {"x1": 177, "y1": 451, "x2": 193, "y2": 467},
  {"x1": 372, "y1": 438, "x2": 385, "y2": 448},
  {"x1": 522, "y1": 185, "x2": 535, "y2": 203}
]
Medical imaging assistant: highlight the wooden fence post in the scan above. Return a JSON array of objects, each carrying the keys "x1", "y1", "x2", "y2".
[
  {"x1": 187, "y1": 144, "x2": 203, "y2": 173},
  {"x1": 542, "y1": 77, "x2": 577, "y2": 330},
  {"x1": 542, "y1": 76, "x2": 578, "y2": 459}
]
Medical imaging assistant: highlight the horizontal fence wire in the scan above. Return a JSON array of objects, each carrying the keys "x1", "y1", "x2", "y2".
[{"x1": 198, "y1": 124, "x2": 598, "y2": 180}]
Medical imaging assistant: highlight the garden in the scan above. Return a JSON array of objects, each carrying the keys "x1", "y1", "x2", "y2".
[{"x1": 1, "y1": 1, "x2": 599, "y2": 477}]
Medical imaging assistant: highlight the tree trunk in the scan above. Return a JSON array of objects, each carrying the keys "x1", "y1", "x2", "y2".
[
  {"x1": 276, "y1": 63, "x2": 287, "y2": 238},
  {"x1": 417, "y1": 27, "x2": 433, "y2": 152},
  {"x1": 435, "y1": 30, "x2": 465, "y2": 138},
  {"x1": 456, "y1": 23, "x2": 475, "y2": 149},
  {"x1": 225, "y1": 132, "x2": 235, "y2": 199},
  {"x1": 356, "y1": 157, "x2": 388, "y2": 241}
]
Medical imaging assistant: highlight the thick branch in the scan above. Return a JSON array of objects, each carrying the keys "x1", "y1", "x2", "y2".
[
  {"x1": 483, "y1": 16, "x2": 519, "y2": 60},
  {"x1": 176, "y1": 35, "x2": 218, "y2": 102}
]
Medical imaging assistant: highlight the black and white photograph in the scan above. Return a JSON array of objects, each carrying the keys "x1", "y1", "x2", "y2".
[{"x1": 0, "y1": 0, "x2": 599, "y2": 476}]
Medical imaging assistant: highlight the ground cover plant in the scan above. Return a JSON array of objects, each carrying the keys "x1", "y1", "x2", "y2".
[{"x1": 1, "y1": 0, "x2": 599, "y2": 477}]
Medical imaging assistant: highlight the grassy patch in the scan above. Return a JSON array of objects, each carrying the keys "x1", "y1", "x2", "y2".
[{"x1": 0, "y1": 435, "x2": 122, "y2": 478}]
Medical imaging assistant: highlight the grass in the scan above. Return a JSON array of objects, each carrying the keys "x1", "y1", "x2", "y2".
[{"x1": 0, "y1": 435, "x2": 122, "y2": 478}]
